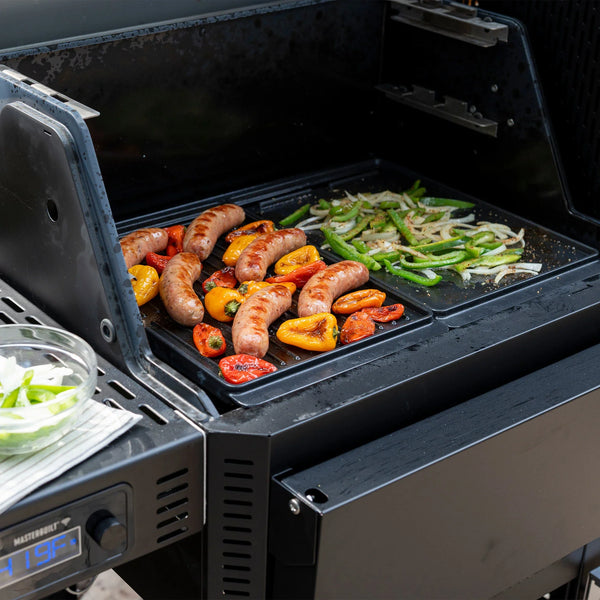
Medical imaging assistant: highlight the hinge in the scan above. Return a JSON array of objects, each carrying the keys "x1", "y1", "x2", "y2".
[
  {"x1": 389, "y1": 0, "x2": 508, "y2": 47},
  {"x1": 0, "y1": 66, "x2": 99, "y2": 120}
]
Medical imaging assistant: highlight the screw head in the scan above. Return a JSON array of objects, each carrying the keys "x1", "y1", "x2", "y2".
[{"x1": 289, "y1": 498, "x2": 301, "y2": 515}]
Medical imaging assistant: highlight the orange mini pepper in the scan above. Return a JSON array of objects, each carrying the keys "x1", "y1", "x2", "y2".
[
  {"x1": 204, "y1": 287, "x2": 245, "y2": 322},
  {"x1": 265, "y1": 260, "x2": 327, "y2": 288},
  {"x1": 239, "y1": 280, "x2": 297, "y2": 296},
  {"x1": 193, "y1": 323, "x2": 226, "y2": 357},
  {"x1": 165, "y1": 224, "x2": 185, "y2": 257},
  {"x1": 340, "y1": 311, "x2": 376, "y2": 345},
  {"x1": 225, "y1": 220, "x2": 275, "y2": 243},
  {"x1": 222, "y1": 234, "x2": 259, "y2": 266},
  {"x1": 128, "y1": 265, "x2": 160, "y2": 306},
  {"x1": 360, "y1": 303, "x2": 405, "y2": 322},
  {"x1": 274, "y1": 245, "x2": 320, "y2": 275},
  {"x1": 276, "y1": 313, "x2": 339, "y2": 352},
  {"x1": 332, "y1": 289, "x2": 386, "y2": 315}
]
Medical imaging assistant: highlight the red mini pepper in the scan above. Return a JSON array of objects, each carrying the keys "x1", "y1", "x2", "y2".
[
  {"x1": 165, "y1": 224, "x2": 186, "y2": 256},
  {"x1": 340, "y1": 311, "x2": 376, "y2": 345},
  {"x1": 360, "y1": 303, "x2": 405, "y2": 322},
  {"x1": 265, "y1": 260, "x2": 327, "y2": 288},
  {"x1": 219, "y1": 354, "x2": 277, "y2": 384},
  {"x1": 145, "y1": 251, "x2": 171, "y2": 274},
  {"x1": 193, "y1": 323, "x2": 226, "y2": 358},
  {"x1": 202, "y1": 266, "x2": 238, "y2": 293}
]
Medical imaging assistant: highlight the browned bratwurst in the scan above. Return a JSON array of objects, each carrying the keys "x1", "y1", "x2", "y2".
[
  {"x1": 120, "y1": 227, "x2": 168, "y2": 269},
  {"x1": 159, "y1": 252, "x2": 204, "y2": 326},
  {"x1": 232, "y1": 284, "x2": 293, "y2": 358},
  {"x1": 235, "y1": 228, "x2": 307, "y2": 282},
  {"x1": 297, "y1": 260, "x2": 370, "y2": 317},
  {"x1": 183, "y1": 204, "x2": 245, "y2": 261}
]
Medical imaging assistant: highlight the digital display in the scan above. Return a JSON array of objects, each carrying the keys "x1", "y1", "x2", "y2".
[{"x1": 0, "y1": 526, "x2": 81, "y2": 590}]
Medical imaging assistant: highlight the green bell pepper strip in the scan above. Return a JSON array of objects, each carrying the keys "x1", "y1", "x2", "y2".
[
  {"x1": 321, "y1": 228, "x2": 382, "y2": 270},
  {"x1": 383, "y1": 260, "x2": 442, "y2": 286},
  {"x1": 379, "y1": 201, "x2": 401, "y2": 209},
  {"x1": 465, "y1": 231, "x2": 495, "y2": 257},
  {"x1": 279, "y1": 203, "x2": 311, "y2": 226},
  {"x1": 404, "y1": 180, "x2": 421, "y2": 194},
  {"x1": 370, "y1": 250, "x2": 400, "y2": 263},
  {"x1": 318, "y1": 199, "x2": 331, "y2": 210},
  {"x1": 453, "y1": 252, "x2": 522, "y2": 273},
  {"x1": 332, "y1": 201, "x2": 360, "y2": 222},
  {"x1": 387, "y1": 209, "x2": 419, "y2": 245},
  {"x1": 411, "y1": 235, "x2": 467, "y2": 253},
  {"x1": 339, "y1": 215, "x2": 373, "y2": 241},
  {"x1": 423, "y1": 211, "x2": 444, "y2": 223},
  {"x1": 351, "y1": 239, "x2": 369, "y2": 253},
  {"x1": 420, "y1": 197, "x2": 475, "y2": 209},
  {"x1": 400, "y1": 250, "x2": 469, "y2": 270},
  {"x1": 479, "y1": 241, "x2": 504, "y2": 251}
]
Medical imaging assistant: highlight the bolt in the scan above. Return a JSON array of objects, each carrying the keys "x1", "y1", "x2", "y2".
[
  {"x1": 289, "y1": 498, "x2": 301, "y2": 515},
  {"x1": 491, "y1": 84, "x2": 498, "y2": 93},
  {"x1": 507, "y1": 118, "x2": 515, "y2": 127}
]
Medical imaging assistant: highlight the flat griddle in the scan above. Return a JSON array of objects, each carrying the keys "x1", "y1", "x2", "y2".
[
  {"x1": 125, "y1": 160, "x2": 596, "y2": 407},
  {"x1": 256, "y1": 164, "x2": 597, "y2": 316}
]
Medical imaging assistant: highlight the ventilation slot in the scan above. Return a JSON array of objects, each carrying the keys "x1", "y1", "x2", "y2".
[
  {"x1": 0, "y1": 312, "x2": 15, "y2": 324},
  {"x1": 220, "y1": 459, "x2": 256, "y2": 598},
  {"x1": 155, "y1": 468, "x2": 191, "y2": 545},
  {"x1": 1, "y1": 296, "x2": 24, "y2": 313}
]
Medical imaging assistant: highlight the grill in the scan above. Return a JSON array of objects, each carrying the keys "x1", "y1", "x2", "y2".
[{"x1": 1, "y1": 1, "x2": 600, "y2": 599}]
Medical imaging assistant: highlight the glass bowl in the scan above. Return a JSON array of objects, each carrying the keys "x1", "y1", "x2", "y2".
[{"x1": 0, "y1": 324, "x2": 97, "y2": 454}]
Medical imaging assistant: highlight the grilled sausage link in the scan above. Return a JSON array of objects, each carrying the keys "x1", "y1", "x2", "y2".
[
  {"x1": 297, "y1": 260, "x2": 370, "y2": 317},
  {"x1": 232, "y1": 284, "x2": 292, "y2": 358},
  {"x1": 159, "y1": 252, "x2": 204, "y2": 326},
  {"x1": 183, "y1": 204, "x2": 245, "y2": 261},
  {"x1": 235, "y1": 229, "x2": 307, "y2": 282},
  {"x1": 120, "y1": 227, "x2": 168, "y2": 269}
]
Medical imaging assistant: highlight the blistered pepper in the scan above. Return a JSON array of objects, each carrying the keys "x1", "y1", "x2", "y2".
[
  {"x1": 219, "y1": 354, "x2": 277, "y2": 384},
  {"x1": 202, "y1": 266, "x2": 238, "y2": 293},
  {"x1": 225, "y1": 220, "x2": 275, "y2": 243},
  {"x1": 222, "y1": 234, "x2": 259, "y2": 266},
  {"x1": 276, "y1": 313, "x2": 339, "y2": 352},
  {"x1": 204, "y1": 287, "x2": 245, "y2": 322},
  {"x1": 145, "y1": 251, "x2": 171, "y2": 274},
  {"x1": 165, "y1": 225, "x2": 185, "y2": 257},
  {"x1": 128, "y1": 265, "x2": 160, "y2": 306},
  {"x1": 193, "y1": 323, "x2": 226, "y2": 358},
  {"x1": 360, "y1": 303, "x2": 405, "y2": 322},
  {"x1": 274, "y1": 245, "x2": 320, "y2": 275},
  {"x1": 239, "y1": 280, "x2": 297, "y2": 296},
  {"x1": 265, "y1": 260, "x2": 327, "y2": 288},
  {"x1": 331, "y1": 289, "x2": 386, "y2": 315},
  {"x1": 340, "y1": 311, "x2": 376, "y2": 345}
]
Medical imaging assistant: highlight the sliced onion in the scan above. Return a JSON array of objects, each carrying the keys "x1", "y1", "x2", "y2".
[
  {"x1": 297, "y1": 215, "x2": 324, "y2": 228},
  {"x1": 329, "y1": 220, "x2": 357, "y2": 234},
  {"x1": 309, "y1": 205, "x2": 329, "y2": 218}
]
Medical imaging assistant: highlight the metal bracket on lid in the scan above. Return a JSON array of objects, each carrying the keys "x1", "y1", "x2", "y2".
[
  {"x1": 0, "y1": 66, "x2": 99, "y2": 120},
  {"x1": 389, "y1": 0, "x2": 508, "y2": 47},
  {"x1": 377, "y1": 83, "x2": 499, "y2": 137}
]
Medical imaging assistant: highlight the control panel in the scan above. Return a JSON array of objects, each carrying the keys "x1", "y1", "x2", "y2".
[{"x1": 0, "y1": 484, "x2": 131, "y2": 599}]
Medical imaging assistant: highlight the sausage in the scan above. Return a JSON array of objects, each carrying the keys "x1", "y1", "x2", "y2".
[
  {"x1": 235, "y1": 229, "x2": 307, "y2": 282},
  {"x1": 120, "y1": 228, "x2": 168, "y2": 269},
  {"x1": 159, "y1": 252, "x2": 204, "y2": 326},
  {"x1": 183, "y1": 204, "x2": 245, "y2": 260},
  {"x1": 297, "y1": 260, "x2": 370, "y2": 317},
  {"x1": 232, "y1": 284, "x2": 292, "y2": 358}
]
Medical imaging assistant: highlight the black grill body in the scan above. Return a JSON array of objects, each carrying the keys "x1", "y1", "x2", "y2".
[{"x1": 1, "y1": 1, "x2": 600, "y2": 599}]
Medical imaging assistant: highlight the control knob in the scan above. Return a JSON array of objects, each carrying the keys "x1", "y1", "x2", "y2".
[{"x1": 86, "y1": 510, "x2": 127, "y2": 552}]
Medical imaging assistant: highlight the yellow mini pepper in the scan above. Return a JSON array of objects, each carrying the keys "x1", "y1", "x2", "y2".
[
  {"x1": 128, "y1": 265, "x2": 159, "y2": 306},
  {"x1": 239, "y1": 280, "x2": 297, "y2": 296},
  {"x1": 222, "y1": 234, "x2": 259, "y2": 266},
  {"x1": 204, "y1": 287, "x2": 245, "y2": 322},
  {"x1": 276, "y1": 312, "x2": 339, "y2": 352},
  {"x1": 274, "y1": 245, "x2": 320, "y2": 275}
]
